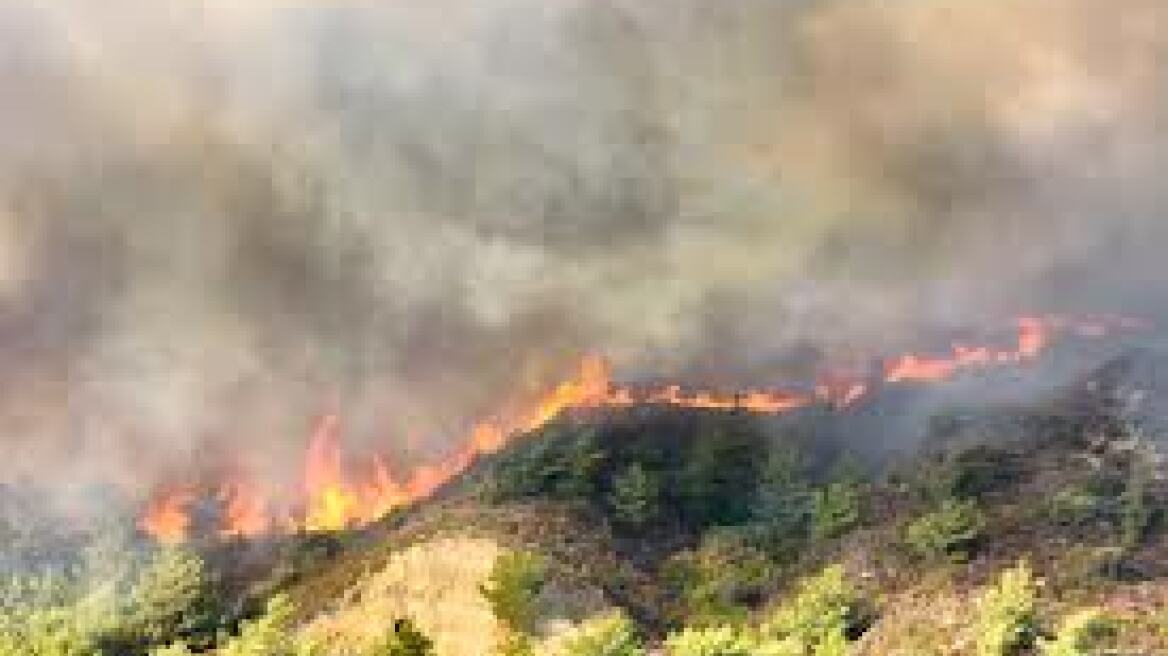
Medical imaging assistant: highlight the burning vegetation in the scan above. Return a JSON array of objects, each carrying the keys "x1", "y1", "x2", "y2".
[
  {"x1": 4, "y1": 0, "x2": 1168, "y2": 654},
  {"x1": 140, "y1": 314, "x2": 1146, "y2": 543}
]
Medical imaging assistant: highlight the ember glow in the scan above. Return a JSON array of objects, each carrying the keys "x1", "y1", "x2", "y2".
[{"x1": 138, "y1": 314, "x2": 1145, "y2": 543}]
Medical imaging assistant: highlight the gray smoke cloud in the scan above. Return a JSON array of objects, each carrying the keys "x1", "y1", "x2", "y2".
[{"x1": 0, "y1": 0, "x2": 1165, "y2": 503}]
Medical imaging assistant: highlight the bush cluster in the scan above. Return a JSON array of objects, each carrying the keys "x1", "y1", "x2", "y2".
[
  {"x1": 904, "y1": 498, "x2": 985, "y2": 562},
  {"x1": 975, "y1": 562, "x2": 1038, "y2": 656},
  {"x1": 662, "y1": 529, "x2": 775, "y2": 626},
  {"x1": 480, "y1": 551, "x2": 549, "y2": 635},
  {"x1": 484, "y1": 415, "x2": 858, "y2": 541},
  {"x1": 0, "y1": 543, "x2": 225, "y2": 656},
  {"x1": 558, "y1": 611, "x2": 644, "y2": 656},
  {"x1": 662, "y1": 565, "x2": 868, "y2": 656}
]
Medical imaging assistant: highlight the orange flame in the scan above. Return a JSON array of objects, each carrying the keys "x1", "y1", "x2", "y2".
[
  {"x1": 883, "y1": 316, "x2": 1052, "y2": 383},
  {"x1": 139, "y1": 487, "x2": 196, "y2": 545},
  {"x1": 303, "y1": 413, "x2": 360, "y2": 532},
  {"x1": 219, "y1": 480, "x2": 271, "y2": 539},
  {"x1": 139, "y1": 314, "x2": 1147, "y2": 542},
  {"x1": 816, "y1": 380, "x2": 869, "y2": 408}
]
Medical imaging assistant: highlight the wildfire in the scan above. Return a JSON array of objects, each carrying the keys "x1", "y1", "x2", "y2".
[
  {"x1": 303, "y1": 414, "x2": 356, "y2": 532},
  {"x1": 219, "y1": 480, "x2": 272, "y2": 539},
  {"x1": 140, "y1": 487, "x2": 196, "y2": 545},
  {"x1": 139, "y1": 314, "x2": 1146, "y2": 542}
]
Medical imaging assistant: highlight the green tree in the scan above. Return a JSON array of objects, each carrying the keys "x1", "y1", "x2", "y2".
[
  {"x1": 218, "y1": 593, "x2": 323, "y2": 656},
  {"x1": 0, "y1": 538, "x2": 225, "y2": 656},
  {"x1": 0, "y1": 570, "x2": 122, "y2": 656},
  {"x1": 484, "y1": 426, "x2": 607, "y2": 503},
  {"x1": 558, "y1": 611, "x2": 644, "y2": 656},
  {"x1": 678, "y1": 424, "x2": 765, "y2": 528},
  {"x1": 664, "y1": 626, "x2": 756, "y2": 656},
  {"x1": 663, "y1": 530, "x2": 774, "y2": 627},
  {"x1": 761, "y1": 565, "x2": 866, "y2": 655},
  {"x1": 975, "y1": 562, "x2": 1039, "y2": 656},
  {"x1": 904, "y1": 498, "x2": 985, "y2": 562},
  {"x1": 0, "y1": 604, "x2": 101, "y2": 656},
  {"x1": 1046, "y1": 486, "x2": 1106, "y2": 527},
  {"x1": 810, "y1": 483, "x2": 861, "y2": 542},
  {"x1": 125, "y1": 547, "x2": 219, "y2": 647},
  {"x1": 609, "y1": 464, "x2": 662, "y2": 527},
  {"x1": 1039, "y1": 609, "x2": 1116, "y2": 656},
  {"x1": 1120, "y1": 457, "x2": 1153, "y2": 551},
  {"x1": 750, "y1": 447, "x2": 812, "y2": 553},
  {"x1": 480, "y1": 552, "x2": 548, "y2": 634}
]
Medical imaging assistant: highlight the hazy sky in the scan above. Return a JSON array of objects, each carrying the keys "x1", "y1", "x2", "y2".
[{"x1": 0, "y1": 0, "x2": 1165, "y2": 500}]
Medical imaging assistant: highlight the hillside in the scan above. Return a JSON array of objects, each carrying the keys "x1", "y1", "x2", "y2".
[
  {"x1": 275, "y1": 352, "x2": 1168, "y2": 654},
  {"x1": 6, "y1": 352, "x2": 1168, "y2": 655},
  {"x1": 6, "y1": 1, "x2": 1168, "y2": 654}
]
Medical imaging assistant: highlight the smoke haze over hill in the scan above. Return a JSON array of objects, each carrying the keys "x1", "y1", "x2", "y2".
[{"x1": 0, "y1": 0, "x2": 1166, "y2": 505}]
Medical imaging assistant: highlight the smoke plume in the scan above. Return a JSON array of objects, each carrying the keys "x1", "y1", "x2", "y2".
[{"x1": 0, "y1": 0, "x2": 1165, "y2": 505}]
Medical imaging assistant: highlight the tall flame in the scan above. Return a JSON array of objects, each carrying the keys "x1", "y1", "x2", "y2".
[
  {"x1": 303, "y1": 414, "x2": 358, "y2": 532},
  {"x1": 219, "y1": 480, "x2": 272, "y2": 539},
  {"x1": 139, "y1": 314, "x2": 1146, "y2": 541}
]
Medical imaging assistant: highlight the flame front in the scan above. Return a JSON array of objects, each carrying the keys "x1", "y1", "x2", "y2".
[
  {"x1": 303, "y1": 414, "x2": 358, "y2": 532},
  {"x1": 219, "y1": 480, "x2": 272, "y2": 539},
  {"x1": 139, "y1": 314, "x2": 1145, "y2": 542},
  {"x1": 139, "y1": 488, "x2": 196, "y2": 545},
  {"x1": 883, "y1": 317, "x2": 1050, "y2": 383}
]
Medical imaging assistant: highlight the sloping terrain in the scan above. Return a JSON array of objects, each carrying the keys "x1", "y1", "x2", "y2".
[
  {"x1": 6, "y1": 351, "x2": 1168, "y2": 654},
  {"x1": 267, "y1": 350, "x2": 1168, "y2": 654}
]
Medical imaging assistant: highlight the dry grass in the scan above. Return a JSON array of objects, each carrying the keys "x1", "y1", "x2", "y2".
[
  {"x1": 856, "y1": 580, "x2": 972, "y2": 656},
  {"x1": 302, "y1": 536, "x2": 503, "y2": 656},
  {"x1": 854, "y1": 567, "x2": 1168, "y2": 655},
  {"x1": 297, "y1": 529, "x2": 612, "y2": 656}
]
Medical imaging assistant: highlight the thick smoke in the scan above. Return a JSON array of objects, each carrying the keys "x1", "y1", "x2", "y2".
[{"x1": 0, "y1": 0, "x2": 1165, "y2": 503}]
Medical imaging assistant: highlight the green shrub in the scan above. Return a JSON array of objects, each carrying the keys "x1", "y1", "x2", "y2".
[
  {"x1": 761, "y1": 564, "x2": 866, "y2": 654},
  {"x1": 481, "y1": 551, "x2": 548, "y2": 634},
  {"x1": 664, "y1": 564, "x2": 864, "y2": 656},
  {"x1": 609, "y1": 464, "x2": 663, "y2": 527},
  {"x1": 1120, "y1": 459, "x2": 1153, "y2": 550},
  {"x1": 125, "y1": 547, "x2": 219, "y2": 647},
  {"x1": 484, "y1": 426, "x2": 605, "y2": 502},
  {"x1": 975, "y1": 562, "x2": 1039, "y2": 656},
  {"x1": 949, "y1": 446, "x2": 1024, "y2": 500},
  {"x1": 663, "y1": 530, "x2": 774, "y2": 627},
  {"x1": 810, "y1": 483, "x2": 861, "y2": 542},
  {"x1": 556, "y1": 611, "x2": 644, "y2": 656},
  {"x1": 1038, "y1": 609, "x2": 1116, "y2": 656},
  {"x1": 217, "y1": 593, "x2": 324, "y2": 656},
  {"x1": 664, "y1": 626, "x2": 756, "y2": 656},
  {"x1": 368, "y1": 619, "x2": 435, "y2": 656},
  {"x1": 1046, "y1": 486, "x2": 1106, "y2": 527},
  {"x1": 1047, "y1": 544, "x2": 1130, "y2": 590},
  {"x1": 904, "y1": 498, "x2": 984, "y2": 562},
  {"x1": 0, "y1": 538, "x2": 226, "y2": 656},
  {"x1": 0, "y1": 603, "x2": 104, "y2": 656},
  {"x1": 751, "y1": 447, "x2": 812, "y2": 549},
  {"x1": 0, "y1": 569, "x2": 128, "y2": 656},
  {"x1": 0, "y1": 570, "x2": 74, "y2": 613},
  {"x1": 678, "y1": 425, "x2": 767, "y2": 528}
]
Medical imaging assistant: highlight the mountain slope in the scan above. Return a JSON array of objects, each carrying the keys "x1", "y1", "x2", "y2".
[{"x1": 271, "y1": 354, "x2": 1168, "y2": 654}]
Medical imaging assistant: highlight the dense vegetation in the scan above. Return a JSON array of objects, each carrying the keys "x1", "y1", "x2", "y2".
[{"x1": 5, "y1": 380, "x2": 1168, "y2": 654}]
